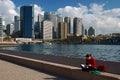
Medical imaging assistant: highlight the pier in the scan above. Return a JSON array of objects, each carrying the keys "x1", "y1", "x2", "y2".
[{"x1": 0, "y1": 49, "x2": 120, "y2": 80}]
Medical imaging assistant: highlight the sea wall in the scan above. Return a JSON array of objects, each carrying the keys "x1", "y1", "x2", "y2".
[
  {"x1": 0, "y1": 52, "x2": 120, "y2": 80},
  {"x1": 0, "y1": 49, "x2": 120, "y2": 75}
]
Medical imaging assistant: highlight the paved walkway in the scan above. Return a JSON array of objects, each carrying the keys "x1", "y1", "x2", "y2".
[{"x1": 0, "y1": 59, "x2": 68, "y2": 80}]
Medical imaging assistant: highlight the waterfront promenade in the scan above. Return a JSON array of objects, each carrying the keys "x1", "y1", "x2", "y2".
[
  {"x1": 0, "y1": 49, "x2": 120, "y2": 80},
  {"x1": 0, "y1": 59, "x2": 68, "y2": 80}
]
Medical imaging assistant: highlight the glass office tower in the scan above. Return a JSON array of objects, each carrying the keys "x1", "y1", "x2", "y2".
[{"x1": 20, "y1": 5, "x2": 35, "y2": 38}]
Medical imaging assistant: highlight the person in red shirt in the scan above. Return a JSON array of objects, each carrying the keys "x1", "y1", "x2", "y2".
[
  {"x1": 86, "y1": 54, "x2": 97, "y2": 70},
  {"x1": 80, "y1": 54, "x2": 97, "y2": 71}
]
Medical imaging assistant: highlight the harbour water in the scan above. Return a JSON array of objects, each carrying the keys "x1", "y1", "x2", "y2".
[{"x1": 1, "y1": 43, "x2": 120, "y2": 62}]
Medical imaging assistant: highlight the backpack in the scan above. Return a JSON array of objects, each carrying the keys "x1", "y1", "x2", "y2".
[{"x1": 97, "y1": 66, "x2": 106, "y2": 72}]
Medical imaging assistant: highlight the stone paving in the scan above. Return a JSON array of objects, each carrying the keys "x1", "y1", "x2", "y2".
[{"x1": 0, "y1": 59, "x2": 68, "y2": 80}]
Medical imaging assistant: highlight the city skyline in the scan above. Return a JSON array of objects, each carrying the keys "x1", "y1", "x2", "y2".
[{"x1": 0, "y1": 0, "x2": 120, "y2": 35}]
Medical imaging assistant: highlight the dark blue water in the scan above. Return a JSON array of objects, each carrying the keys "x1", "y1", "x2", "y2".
[{"x1": 1, "y1": 43, "x2": 120, "y2": 62}]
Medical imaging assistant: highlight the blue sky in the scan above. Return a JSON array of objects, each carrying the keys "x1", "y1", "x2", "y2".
[{"x1": 12, "y1": 0, "x2": 120, "y2": 11}]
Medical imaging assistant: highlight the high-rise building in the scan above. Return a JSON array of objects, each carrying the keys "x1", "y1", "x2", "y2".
[
  {"x1": 73, "y1": 17, "x2": 83, "y2": 36},
  {"x1": 20, "y1": 5, "x2": 35, "y2": 38},
  {"x1": 64, "y1": 17, "x2": 71, "y2": 34},
  {"x1": 41, "y1": 20, "x2": 53, "y2": 40},
  {"x1": 88, "y1": 27, "x2": 95, "y2": 37},
  {"x1": 58, "y1": 22, "x2": 68, "y2": 39},
  {"x1": 6, "y1": 24, "x2": 14, "y2": 36},
  {"x1": 0, "y1": 16, "x2": 3, "y2": 42},
  {"x1": 57, "y1": 16, "x2": 63, "y2": 23},
  {"x1": 44, "y1": 12, "x2": 57, "y2": 39},
  {"x1": 38, "y1": 14, "x2": 44, "y2": 22},
  {"x1": 85, "y1": 29, "x2": 87, "y2": 35},
  {"x1": 35, "y1": 14, "x2": 44, "y2": 39},
  {"x1": 57, "y1": 16, "x2": 63, "y2": 38},
  {"x1": 14, "y1": 16, "x2": 20, "y2": 32}
]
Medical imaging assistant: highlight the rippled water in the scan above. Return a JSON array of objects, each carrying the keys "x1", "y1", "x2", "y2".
[{"x1": 1, "y1": 43, "x2": 120, "y2": 62}]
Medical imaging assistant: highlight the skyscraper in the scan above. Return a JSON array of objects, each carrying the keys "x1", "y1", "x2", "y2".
[
  {"x1": 64, "y1": 17, "x2": 71, "y2": 34},
  {"x1": 58, "y1": 22, "x2": 68, "y2": 39},
  {"x1": 85, "y1": 29, "x2": 87, "y2": 36},
  {"x1": 41, "y1": 20, "x2": 53, "y2": 40},
  {"x1": 44, "y1": 12, "x2": 57, "y2": 39},
  {"x1": 73, "y1": 17, "x2": 83, "y2": 36},
  {"x1": 14, "y1": 16, "x2": 20, "y2": 32},
  {"x1": 20, "y1": 5, "x2": 35, "y2": 38},
  {"x1": 34, "y1": 14, "x2": 44, "y2": 39},
  {"x1": 0, "y1": 16, "x2": 3, "y2": 41},
  {"x1": 88, "y1": 27, "x2": 95, "y2": 37},
  {"x1": 57, "y1": 16, "x2": 63, "y2": 23},
  {"x1": 57, "y1": 16, "x2": 63, "y2": 38},
  {"x1": 6, "y1": 24, "x2": 14, "y2": 36}
]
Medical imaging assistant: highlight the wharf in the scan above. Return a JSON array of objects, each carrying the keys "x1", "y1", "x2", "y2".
[
  {"x1": 0, "y1": 59, "x2": 68, "y2": 80},
  {"x1": 0, "y1": 42, "x2": 18, "y2": 47},
  {"x1": 0, "y1": 49, "x2": 120, "y2": 80}
]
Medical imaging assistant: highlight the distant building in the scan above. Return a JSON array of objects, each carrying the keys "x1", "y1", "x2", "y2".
[
  {"x1": 0, "y1": 16, "x2": 3, "y2": 41},
  {"x1": 57, "y1": 16, "x2": 63, "y2": 23},
  {"x1": 67, "y1": 35, "x2": 82, "y2": 44},
  {"x1": 14, "y1": 16, "x2": 20, "y2": 32},
  {"x1": 58, "y1": 22, "x2": 68, "y2": 39},
  {"x1": 6, "y1": 24, "x2": 14, "y2": 36},
  {"x1": 41, "y1": 20, "x2": 53, "y2": 40},
  {"x1": 38, "y1": 14, "x2": 44, "y2": 22},
  {"x1": 44, "y1": 12, "x2": 57, "y2": 39},
  {"x1": 64, "y1": 17, "x2": 71, "y2": 34},
  {"x1": 35, "y1": 14, "x2": 44, "y2": 39},
  {"x1": 20, "y1": 5, "x2": 35, "y2": 38},
  {"x1": 88, "y1": 27, "x2": 95, "y2": 37},
  {"x1": 57, "y1": 16, "x2": 64, "y2": 38},
  {"x1": 85, "y1": 29, "x2": 87, "y2": 35},
  {"x1": 73, "y1": 17, "x2": 83, "y2": 36}
]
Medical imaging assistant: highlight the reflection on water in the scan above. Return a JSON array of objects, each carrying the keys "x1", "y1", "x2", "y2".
[{"x1": 1, "y1": 43, "x2": 120, "y2": 62}]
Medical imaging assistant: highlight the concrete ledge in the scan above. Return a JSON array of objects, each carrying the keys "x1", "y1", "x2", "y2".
[
  {"x1": 0, "y1": 49, "x2": 119, "y2": 74},
  {"x1": 0, "y1": 53, "x2": 120, "y2": 80}
]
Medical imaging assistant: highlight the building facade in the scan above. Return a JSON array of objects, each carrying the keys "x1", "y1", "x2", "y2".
[
  {"x1": 57, "y1": 16, "x2": 63, "y2": 23},
  {"x1": 41, "y1": 20, "x2": 53, "y2": 40},
  {"x1": 20, "y1": 5, "x2": 35, "y2": 38},
  {"x1": 73, "y1": 17, "x2": 83, "y2": 36},
  {"x1": 85, "y1": 29, "x2": 87, "y2": 36},
  {"x1": 34, "y1": 14, "x2": 44, "y2": 39},
  {"x1": 44, "y1": 12, "x2": 57, "y2": 39},
  {"x1": 64, "y1": 17, "x2": 71, "y2": 34},
  {"x1": 88, "y1": 26, "x2": 95, "y2": 37},
  {"x1": 0, "y1": 16, "x2": 3, "y2": 42},
  {"x1": 57, "y1": 16, "x2": 63, "y2": 38},
  {"x1": 58, "y1": 22, "x2": 68, "y2": 39},
  {"x1": 14, "y1": 16, "x2": 20, "y2": 32},
  {"x1": 6, "y1": 24, "x2": 14, "y2": 36}
]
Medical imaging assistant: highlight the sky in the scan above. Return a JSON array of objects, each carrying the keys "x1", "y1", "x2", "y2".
[{"x1": 0, "y1": 0, "x2": 120, "y2": 35}]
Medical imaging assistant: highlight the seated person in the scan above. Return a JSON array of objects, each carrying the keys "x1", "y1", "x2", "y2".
[{"x1": 81, "y1": 54, "x2": 97, "y2": 71}]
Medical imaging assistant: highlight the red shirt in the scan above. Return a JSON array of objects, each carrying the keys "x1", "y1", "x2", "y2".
[{"x1": 86, "y1": 57, "x2": 97, "y2": 68}]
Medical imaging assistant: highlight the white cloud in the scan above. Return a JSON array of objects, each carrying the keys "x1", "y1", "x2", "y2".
[
  {"x1": 0, "y1": 0, "x2": 44, "y2": 24},
  {"x1": 57, "y1": 4, "x2": 88, "y2": 18},
  {"x1": 34, "y1": 4, "x2": 44, "y2": 21},
  {"x1": 103, "y1": 8, "x2": 120, "y2": 17},
  {"x1": 0, "y1": 0, "x2": 18, "y2": 24},
  {"x1": 57, "y1": 3, "x2": 120, "y2": 35}
]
